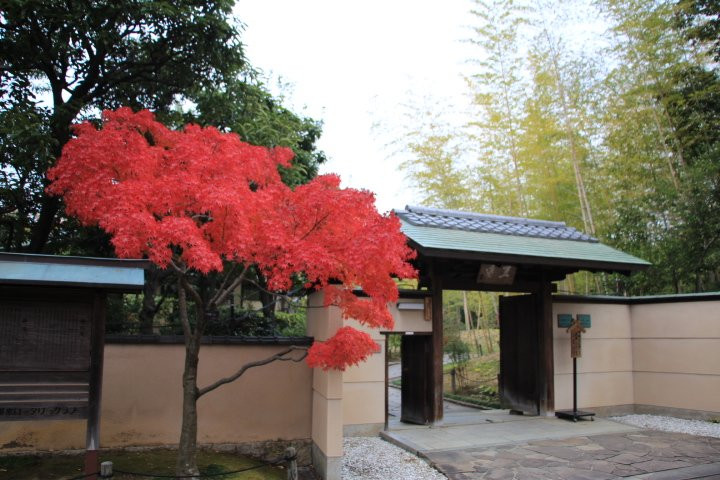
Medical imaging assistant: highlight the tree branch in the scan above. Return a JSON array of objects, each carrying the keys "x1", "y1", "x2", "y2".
[
  {"x1": 210, "y1": 267, "x2": 247, "y2": 309},
  {"x1": 209, "y1": 263, "x2": 240, "y2": 306},
  {"x1": 170, "y1": 257, "x2": 204, "y2": 308},
  {"x1": 244, "y1": 277, "x2": 303, "y2": 305},
  {"x1": 197, "y1": 346, "x2": 308, "y2": 398}
]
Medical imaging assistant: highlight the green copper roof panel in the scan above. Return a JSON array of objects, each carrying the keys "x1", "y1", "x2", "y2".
[
  {"x1": 400, "y1": 220, "x2": 650, "y2": 270},
  {"x1": 0, "y1": 253, "x2": 147, "y2": 291}
]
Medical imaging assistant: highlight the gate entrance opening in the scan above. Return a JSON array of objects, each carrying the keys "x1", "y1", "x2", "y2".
[{"x1": 392, "y1": 206, "x2": 649, "y2": 424}]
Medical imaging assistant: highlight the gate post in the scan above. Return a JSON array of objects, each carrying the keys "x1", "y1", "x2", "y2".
[
  {"x1": 430, "y1": 268, "x2": 444, "y2": 423},
  {"x1": 536, "y1": 279, "x2": 555, "y2": 415},
  {"x1": 307, "y1": 292, "x2": 343, "y2": 480}
]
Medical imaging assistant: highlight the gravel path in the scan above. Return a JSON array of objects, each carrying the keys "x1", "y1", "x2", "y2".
[
  {"x1": 610, "y1": 414, "x2": 720, "y2": 438},
  {"x1": 342, "y1": 437, "x2": 447, "y2": 480}
]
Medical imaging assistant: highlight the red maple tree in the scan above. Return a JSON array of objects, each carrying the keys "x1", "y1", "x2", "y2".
[{"x1": 47, "y1": 107, "x2": 416, "y2": 475}]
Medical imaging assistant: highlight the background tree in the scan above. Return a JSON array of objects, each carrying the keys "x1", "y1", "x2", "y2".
[
  {"x1": 398, "y1": 109, "x2": 470, "y2": 210},
  {"x1": 466, "y1": 0, "x2": 531, "y2": 217},
  {"x1": 48, "y1": 108, "x2": 416, "y2": 476},
  {"x1": 392, "y1": 0, "x2": 719, "y2": 295},
  {"x1": 1, "y1": 0, "x2": 329, "y2": 336},
  {"x1": 678, "y1": 0, "x2": 720, "y2": 61},
  {"x1": 0, "y1": 0, "x2": 325, "y2": 256},
  {"x1": 598, "y1": 0, "x2": 720, "y2": 293}
]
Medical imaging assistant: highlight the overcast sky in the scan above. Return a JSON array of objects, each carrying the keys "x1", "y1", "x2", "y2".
[{"x1": 234, "y1": 0, "x2": 476, "y2": 213}]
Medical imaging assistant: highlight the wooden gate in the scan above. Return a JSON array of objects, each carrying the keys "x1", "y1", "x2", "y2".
[
  {"x1": 400, "y1": 334, "x2": 433, "y2": 424},
  {"x1": 499, "y1": 294, "x2": 540, "y2": 415}
]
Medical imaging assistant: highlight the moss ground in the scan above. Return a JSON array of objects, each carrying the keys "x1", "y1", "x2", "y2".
[{"x1": 0, "y1": 449, "x2": 286, "y2": 480}]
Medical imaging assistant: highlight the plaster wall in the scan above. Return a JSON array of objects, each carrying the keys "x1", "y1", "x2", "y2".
[
  {"x1": 553, "y1": 298, "x2": 720, "y2": 416},
  {"x1": 0, "y1": 343, "x2": 312, "y2": 452},
  {"x1": 552, "y1": 302, "x2": 634, "y2": 411},
  {"x1": 630, "y1": 301, "x2": 720, "y2": 415},
  {"x1": 341, "y1": 297, "x2": 430, "y2": 433}
]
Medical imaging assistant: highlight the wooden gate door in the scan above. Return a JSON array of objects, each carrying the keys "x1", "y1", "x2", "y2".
[
  {"x1": 499, "y1": 294, "x2": 539, "y2": 415},
  {"x1": 400, "y1": 334, "x2": 433, "y2": 424}
]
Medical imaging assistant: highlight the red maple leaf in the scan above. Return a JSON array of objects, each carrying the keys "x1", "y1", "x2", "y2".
[{"x1": 48, "y1": 107, "x2": 417, "y2": 369}]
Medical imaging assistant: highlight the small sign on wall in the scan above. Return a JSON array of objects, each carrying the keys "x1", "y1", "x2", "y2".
[{"x1": 557, "y1": 313, "x2": 591, "y2": 328}]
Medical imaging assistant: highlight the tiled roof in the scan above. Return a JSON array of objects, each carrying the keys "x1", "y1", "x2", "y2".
[
  {"x1": 395, "y1": 206, "x2": 597, "y2": 243},
  {"x1": 394, "y1": 205, "x2": 650, "y2": 271}
]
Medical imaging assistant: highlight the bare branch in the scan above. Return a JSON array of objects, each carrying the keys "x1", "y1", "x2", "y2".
[
  {"x1": 197, "y1": 346, "x2": 308, "y2": 398},
  {"x1": 244, "y1": 277, "x2": 303, "y2": 305},
  {"x1": 169, "y1": 257, "x2": 187, "y2": 275},
  {"x1": 208, "y1": 263, "x2": 241, "y2": 306},
  {"x1": 211, "y1": 267, "x2": 248, "y2": 309}
]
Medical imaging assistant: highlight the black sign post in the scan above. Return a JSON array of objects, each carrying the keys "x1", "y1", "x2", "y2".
[{"x1": 555, "y1": 315, "x2": 595, "y2": 422}]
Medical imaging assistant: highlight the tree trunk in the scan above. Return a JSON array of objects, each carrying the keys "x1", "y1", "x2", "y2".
[
  {"x1": 462, "y1": 291, "x2": 471, "y2": 330},
  {"x1": 138, "y1": 267, "x2": 164, "y2": 334},
  {"x1": 177, "y1": 336, "x2": 201, "y2": 477},
  {"x1": 28, "y1": 103, "x2": 79, "y2": 253},
  {"x1": 175, "y1": 275, "x2": 203, "y2": 477}
]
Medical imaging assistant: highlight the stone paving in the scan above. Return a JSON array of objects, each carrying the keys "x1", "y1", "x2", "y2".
[{"x1": 421, "y1": 430, "x2": 720, "y2": 479}]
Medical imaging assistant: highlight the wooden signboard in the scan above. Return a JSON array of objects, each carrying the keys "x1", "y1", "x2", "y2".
[
  {"x1": 567, "y1": 318, "x2": 586, "y2": 358},
  {"x1": 476, "y1": 264, "x2": 517, "y2": 285},
  {"x1": 0, "y1": 297, "x2": 94, "y2": 421}
]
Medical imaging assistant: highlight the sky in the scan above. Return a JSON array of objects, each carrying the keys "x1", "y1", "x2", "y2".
[{"x1": 234, "y1": 0, "x2": 477, "y2": 213}]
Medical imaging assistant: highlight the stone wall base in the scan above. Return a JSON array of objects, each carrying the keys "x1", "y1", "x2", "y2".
[
  {"x1": 343, "y1": 423, "x2": 384, "y2": 437},
  {"x1": 587, "y1": 404, "x2": 720, "y2": 421},
  {"x1": 0, "y1": 438, "x2": 313, "y2": 466},
  {"x1": 312, "y1": 441, "x2": 341, "y2": 480}
]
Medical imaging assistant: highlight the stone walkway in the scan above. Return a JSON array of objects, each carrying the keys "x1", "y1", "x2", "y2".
[{"x1": 421, "y1": 430, "x2": 720, "y2": 479}]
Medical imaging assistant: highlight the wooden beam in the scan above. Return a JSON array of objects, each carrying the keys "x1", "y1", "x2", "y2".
[
  {"x1": 535, "y1": 279, "x2": 554, "y2": 415},
  {"x1": 430, "y1": 265, "x2": 444, "y2": 423},
  {"x1": 440, "y1": 280, "x2": 557, "y2": 293},
  {"x1": 85, "y1": 291, "x2": 106, "y2": 478},
  {"x1": 384, "y1": 333, "x2": 389, "y2": 431}
]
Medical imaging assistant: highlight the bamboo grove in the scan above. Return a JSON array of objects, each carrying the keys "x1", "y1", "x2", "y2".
[{"x1": 395, "y1": 0, "x2": 720, "y2": 295}]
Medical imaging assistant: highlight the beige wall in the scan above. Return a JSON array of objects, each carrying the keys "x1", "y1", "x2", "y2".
[
  {"x1": 553, "y1": 298, "x2": 720, "y2": 416},
  {"x1": 342, "y1": 296, "x2": 431, "y2": 431},
  {"x1": 553, "y1": 302, "x2": 635, "y2": 411},
  {"x1": 631, "y1": 301, "x2": 720, "y2": 414},
  {"x1": 0, "y1": 343, "x2": 312, "y2": 452},
  {"x1": 389, "y1": 299, "x2": 432, "y2": 333}
]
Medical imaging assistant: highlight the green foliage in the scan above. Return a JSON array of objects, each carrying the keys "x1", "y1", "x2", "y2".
[
  {"x1": 387, "y1": 333, "x2": 402, "y2": 361},
  {"x1": 444, "y1": 387, "x2": 500, "y2": 409},
  {"x1": 444, "y1": 334, "x2": 471, "y2": 367},
  {"x1": 275, "y1": 311, "x2": 308, "y2": 337},
  {"x1": 444, "y1": 321, "x2": 471, "y2": 389},
  {"x1": 398, "y1": 109, "x2": 471, "y2": 210},
  {"x1": 0, "y1": 449, "x2": 284, "y2": 480},
  {"x1": 396, "y1": 0, "x2": 720, "y2": 295},
  {"x1": 599, "y1": 1, "x2": 720, "y2": 293},
  {"x1": 0, "y1": 0, "x2": 324, "y2": 254},
  {"x1": 183, "y1": 79, "x2": 326, "y2": 187},
  {"x1": 678, "y1": 0, "x2": 720, "y2": 62}
]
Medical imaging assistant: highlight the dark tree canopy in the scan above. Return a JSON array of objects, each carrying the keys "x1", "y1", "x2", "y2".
[
  {"x1": 678, "y1": 0, "x2": 720, "y2": 62},
  {"x1": 0, "y1": 0, "x2": 325, "y2": 254},
  {"x1": 186, "y1": 80, "x2": 327, "y2": 188}
]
